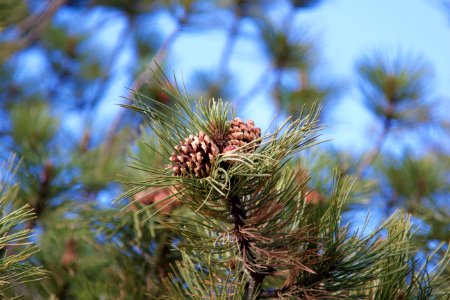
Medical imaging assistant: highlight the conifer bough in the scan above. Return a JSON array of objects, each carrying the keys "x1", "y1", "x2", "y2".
[{"x1": 119, "y1": 75, "x2": 449, "y2": 300}]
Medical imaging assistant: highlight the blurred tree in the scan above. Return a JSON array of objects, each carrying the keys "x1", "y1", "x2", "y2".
[{"x1": 0, "y1": 0, "x2": 449, "y2": 298}]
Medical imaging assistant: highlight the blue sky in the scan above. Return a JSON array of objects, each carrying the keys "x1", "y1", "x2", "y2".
[
  {"x1": 72, "y1": 0, "x2": 450, "y2": 160},
  {"x1": 164, "y1": 0, "x2": 450, "y2": 154},
  {"x1": 298, "y1": 0, "x2": 450, "y2": 151}
]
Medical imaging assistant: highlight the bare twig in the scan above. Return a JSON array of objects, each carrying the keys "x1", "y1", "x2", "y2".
[
  {"x1": 235, "y1": 64, "x2": 273, "y2": 104},
  {"x1": 273, "y1": 69, "x2": 283, "y2": 115},
  {"x1": 84, "y1": 18, "x2": 132, "y2": 117},
  {"x1": 27, "y1": 160, "x2": 54, "y2": 229},
  {"x1": 228, "y1": 193, "x2": 266, "y2": 299},
  {"x1": 356, "y1": 117, "x2": 392, "y2": 179},
  {"x1": 103, "y1": 27, "x2": 181, "y2": 148},
  {"x1": 217, "y1": 12, "x2": 240, "y2": 78},
  {"x1": 19, "y1": 0, "x2": 67, "y2": 47}
]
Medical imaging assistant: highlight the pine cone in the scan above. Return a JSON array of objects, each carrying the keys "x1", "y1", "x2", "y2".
[
  {"x1": 61, "y1": 238, "x2": 77, "y2": 268},
  {"x1": 134, "y1": 187, "x2": 178, "y2": 214},
  {"x1": 169, "y1": 132, "x2": 220, "y2": 178},
  {"x1": 225, "y1": 118, "x2": 261, "y2": 152},
  {"x1": 305, "y1": 189, "x2": 324, "y2": 205}
]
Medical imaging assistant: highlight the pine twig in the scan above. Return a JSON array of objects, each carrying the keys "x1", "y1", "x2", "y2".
[
  {"x1": 217, "y1": 12, "x2": 240, "y2": 78},
  {"x1": 273, "y1": 69, "x2": 283, "y2": 116},
  {"x1": 85, "y1": 19, "x2": 132, "y2": 113},
  {"x1": 356, "y1": 116, "x2": 392, "y2": 179},
  {"x1": 103, "y1": 27, "x2": 181, "y2": 150},
  {"x1": 18, "y1": 0, "x2": 67, "y2": 47},
  {"x1": 27, "y1": 161, "x2": 54, "y2": 229},
  {"x1": 228, "y1": 193, "x2": 266, "y2": 299},
  {"x1": 235, "y1": 64, "x2": 273, "y2": 104}
]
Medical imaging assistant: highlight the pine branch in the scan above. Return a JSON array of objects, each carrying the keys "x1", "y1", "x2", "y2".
[
  {"x1": 118, "y1": 74, "x2": 449, "y2": 299},
  {"x1": 356, "y1": 112, "x2": 392, "y2": 179},
  {"x1": 0, "y1": 155, "x2": 46, "y2": 296},
  {"x1": 27, "y1": 160, "x2": 54, "y2": 229},
  {"x1": 16, "y1": 0, "x2": 66, "y2": 47},
  {"x1": 235, "y1": 64, "x2": 273, "y2": 103},
  {"x1": 104, "y1": 27, "x2": 181, "y2": 149},
  {"x1": 227, "y1": 192, "x2": 268, "y2": 299},
  {"x1": 217, "y1": 2, "x2": 243, "y2": 78}
]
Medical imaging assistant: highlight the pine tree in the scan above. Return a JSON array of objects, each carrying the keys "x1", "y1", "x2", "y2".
[{"x1": 0, "y1": 1, "x2": 449, "y2": 298}]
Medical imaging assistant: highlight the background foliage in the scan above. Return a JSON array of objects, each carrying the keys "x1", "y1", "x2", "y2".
[{"x1": 0, "y1": 0, "x2": 449, "y2": 298}]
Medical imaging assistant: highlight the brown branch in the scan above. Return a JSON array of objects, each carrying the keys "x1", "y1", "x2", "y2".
[
  {"x1": 84, "y1": 19, "x2": 132, "y2": 114},
  {"x1": 259, "y1": 288, "x2": 286, "y2": 298},
  {"x1": 103, "y1": 27, "x2": 181, "y2": 150},
  {"x1": 217, "y1": 6, "x2": 241, "y2": 78},
  {"x1": 228, "y1": 194, "x2": 266, "y2": 299},
  {"x1": 235, "y1": 64, "x2": 273, "y2": 104},
  {"x1": 27, "y1": 160, "x2": 54, "y2": 229},
  {"x1": 356, "y1": 114, "x2": 392, "y2": 179},
  {"x1": 273, "y1": 69, "x2": 283, "y2": 116},
  {"x1": 132, "y1": 27, "x2": 181, "y2": 92},
  {"x1": 147, "y1": 231, "x2": 171, "y2": 297},
  {"x1": 19, "y1": 0, "x2": 67, "y2": 47}
]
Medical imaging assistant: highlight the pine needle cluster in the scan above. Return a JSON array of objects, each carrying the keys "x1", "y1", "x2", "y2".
[
  {"x1": 117, "y1": 74, "x2": 449, "y2": 299},
  {"x1": 0, "y1": 155, "x2": 46, "y2": 297}
]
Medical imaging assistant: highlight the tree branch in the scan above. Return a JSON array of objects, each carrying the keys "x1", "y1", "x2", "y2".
[
  {"x1": 228, "y1": 194, "x2": 265, "y2": 299},
  {"x1": 356, "y1": 116, "x2": 392, "y2": 179},
  {"x1": 84, "y1": 18, "x2": 132, "y2": 114},
  {"x1": 19, "y1": 0, "x2": 67, "y2": 47},
  {"x1": 27, "y1": 161, "x2": 54, "y2": 229},
  {"x1": 235, "y1": 64, "x2": 273, "y2": 104},
  {"x1": 259, "y1": 288, "x2": 285, "y2": 298},
  {"x1": 103, "y1": 26, "x2": 181, "y2": 149},
  {"x1": 217, "y1": 10, "x2": 240, "y2": 78}
]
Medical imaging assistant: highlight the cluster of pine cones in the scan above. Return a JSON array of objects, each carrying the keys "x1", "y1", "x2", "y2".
[{"x1": 169, "y1": 118, "x2": 261, "y2": 178}]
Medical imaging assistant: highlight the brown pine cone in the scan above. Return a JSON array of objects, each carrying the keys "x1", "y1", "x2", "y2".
[
  {"x1": 134, "y1": 187, "x2": 178, "y2": 214},
  {"x1": 169, "y1": 131, "x2": 220, "y2": 178},
  {"x1": 225, "y1": 117, "x2": 261, "y2": 152},
  {"x1": 61, "y1": 238, "x2": 77, "y2": 268},
  {"x1": 305, "y1": 189, "x2": 324, "y2": 205}
]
